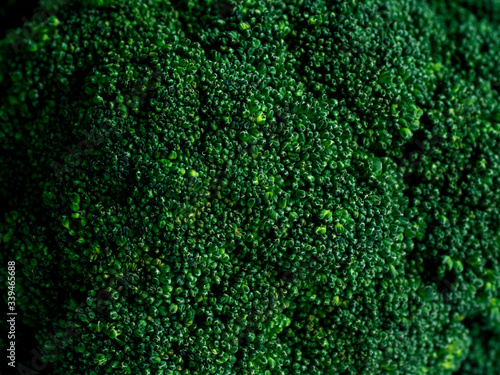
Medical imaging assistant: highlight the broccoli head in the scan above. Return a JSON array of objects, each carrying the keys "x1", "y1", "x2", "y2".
[{"x1": 1, "y1": 0, "x2": 500, "y2": 374}]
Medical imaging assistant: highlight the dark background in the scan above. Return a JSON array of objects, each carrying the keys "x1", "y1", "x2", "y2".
[{"x1": 0, "y1": 0, "x2": 43, "y2": 38}]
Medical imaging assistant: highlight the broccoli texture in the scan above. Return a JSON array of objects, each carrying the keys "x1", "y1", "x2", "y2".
[{"x1": 1, "y1": 0, "x2": 500, "y2": 374}]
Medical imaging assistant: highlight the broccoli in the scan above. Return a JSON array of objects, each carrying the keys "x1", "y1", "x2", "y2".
[{"x1": 1, "y1": 0, "x2": 500, "y2": 374}]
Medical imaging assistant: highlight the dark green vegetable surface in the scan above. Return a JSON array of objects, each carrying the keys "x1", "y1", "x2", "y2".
[{"x1": 1, "y1": 0, "x2": 500, "y2": 374}]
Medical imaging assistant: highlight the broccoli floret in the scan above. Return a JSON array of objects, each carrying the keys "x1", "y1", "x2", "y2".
[{"x1": 1, "y1": 0, "x2": 500, "y2": 374}]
